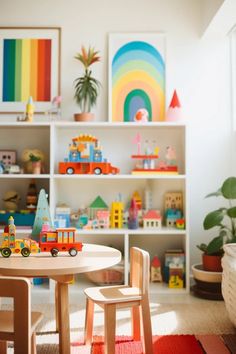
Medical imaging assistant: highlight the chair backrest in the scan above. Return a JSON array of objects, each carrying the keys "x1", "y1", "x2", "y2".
[
  {"x1": 130, "y1": 247, "x2": 150, "y2": 295},
  {"x1": 0, "y1": 276, "x2": 31, "y2": 348}
]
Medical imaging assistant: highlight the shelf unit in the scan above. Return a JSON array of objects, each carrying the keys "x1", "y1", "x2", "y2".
[{"x1": 0, "y1": 120, "x2": 188, "y2": 294}]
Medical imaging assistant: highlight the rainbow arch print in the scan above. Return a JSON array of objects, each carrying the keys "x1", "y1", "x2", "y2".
[{"x1": 109, "y1": 34, "x2": 165, "y2": 122}]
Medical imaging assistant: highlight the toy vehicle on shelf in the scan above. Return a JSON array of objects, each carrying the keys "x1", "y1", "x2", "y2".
[
  {"x1": 58, "y1": 134, "x2": 119, "y2": 175},
  {"x1": 0, "y1": 217, "x2": 83, "y2": 257}
]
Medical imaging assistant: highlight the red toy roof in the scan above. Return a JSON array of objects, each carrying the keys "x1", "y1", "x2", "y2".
[
  {"x1": 151, "y1": 255, "x2": 161, "y2": 267},
  {"x1": 143, "y1": 210, "x2": 161, "y2": 219},
  {"x1": 169, "y1": 90, "x2": 181, "y2": 108}
]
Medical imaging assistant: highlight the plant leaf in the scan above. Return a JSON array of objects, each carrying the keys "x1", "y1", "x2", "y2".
[
  {"x1": 206, "y1": 235, "x2": 224, "y2": 255},
  {"x1": 227, "y1": 206, "x2": 236, "y2": 218},
  {"x1": 205, "y1": 188, "x2": 222, "y2": 198},
  {"x1": 203, "y1": 210, "x2": 224, "y2": 230},
  {"x1": 222, "y1": 177, "x2": 236, "y2": 199}
]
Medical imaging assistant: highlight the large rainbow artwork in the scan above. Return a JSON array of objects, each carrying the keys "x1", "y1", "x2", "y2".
[
  {"x1": 112, "y1": 40, "x2": 165, "y2": 122},
  {"x1": 2, "y1": 38, "x2": 51, "y2": 102}
]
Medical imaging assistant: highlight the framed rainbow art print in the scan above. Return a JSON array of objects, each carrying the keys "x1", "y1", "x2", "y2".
[
  {"x1": 0, "y1": 27, "x2": 61, "y2": 113},
  {"x1": 109, "y1": 33, "x2": 165, "y2": 122}
]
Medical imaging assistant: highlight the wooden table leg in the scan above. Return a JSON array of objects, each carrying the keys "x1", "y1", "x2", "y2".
[
  {"x1": 51, "y1": 275, "x2": 74, "y2": 354},
  {"x1": 55, "y1": 282, "x2": 59, "y2": 332}
]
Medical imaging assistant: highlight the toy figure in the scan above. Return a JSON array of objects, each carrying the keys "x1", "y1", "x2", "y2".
[
  {"x1": 128, "y1": 198, "x2": 139, "y2": 229},
  {"x1": 3, "y1": 190, "x2": 20, "y2": 212}
]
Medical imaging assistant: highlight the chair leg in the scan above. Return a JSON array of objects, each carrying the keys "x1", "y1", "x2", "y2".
[
  {"x1": 131, "y1": 305, "x2": 141, "y2": 341},
  {"x1": 141, "y1": 298, "x2": 153, "y2": 354},
  {"x1": 0, "y1": 341, "x2": 7, "y2": 354},
  {"x1": 31, "y1": 332, "x2": 37, "y2": 354},
  {"x1": 84, "y1": 298, "x2": 94, "y2": 345},
  {"x1": 104, "y1": 304, "x2": 116, "y2": 354}
]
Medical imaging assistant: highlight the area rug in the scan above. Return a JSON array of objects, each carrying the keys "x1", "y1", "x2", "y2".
[{"x1": 71, "y1": 334, "x2": 236, "y2": 354}]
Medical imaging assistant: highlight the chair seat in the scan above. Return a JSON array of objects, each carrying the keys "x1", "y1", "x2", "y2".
[
  {"x1": 0, "y1": 311, "x2": 43, "y2": 335},
  {"x1": 84, "y1": 285, "x2": 142, "y2": 304}
]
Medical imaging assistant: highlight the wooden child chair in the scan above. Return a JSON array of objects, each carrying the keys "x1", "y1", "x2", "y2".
[
  {"x1": 0, "y1": 276, "x2": 43, "y2": 354},
  {"x1": 84, "y1": 247, "x2": 153, "y2": 354}
]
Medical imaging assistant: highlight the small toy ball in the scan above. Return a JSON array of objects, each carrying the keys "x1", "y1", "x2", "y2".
[{"x1": 134, "y1": 108, "x2": 149, "y2": 122}]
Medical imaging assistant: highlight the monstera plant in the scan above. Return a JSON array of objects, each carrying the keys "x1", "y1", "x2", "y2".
[{"x1": 197, "y1": 176, "x2": 236, "y2": 271}]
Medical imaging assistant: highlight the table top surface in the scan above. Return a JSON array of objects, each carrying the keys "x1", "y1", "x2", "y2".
[{"x1": 0, "y1": 244, "x2": 122, "y2": 277}]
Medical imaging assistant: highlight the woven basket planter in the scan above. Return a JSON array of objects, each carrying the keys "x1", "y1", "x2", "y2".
[{"x1": 222, "y1": 243, "x2": 236, "y2": 327}]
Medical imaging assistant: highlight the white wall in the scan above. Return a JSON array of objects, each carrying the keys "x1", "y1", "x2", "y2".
[{"x1": 0, "y1": 0, "x2": 233, "y2": 266}]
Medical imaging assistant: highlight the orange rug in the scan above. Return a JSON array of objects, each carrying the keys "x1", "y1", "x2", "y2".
[{"x1": 72, "y1": 334, "x2": 236, "y2": 353}]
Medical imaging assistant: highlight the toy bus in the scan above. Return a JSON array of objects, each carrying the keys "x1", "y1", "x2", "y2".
[
  {"x1": 39, "y1": 227, "x2": 83, "y2": 257},
  {"x1": 0, "y1": 217, "x2": 83, "y2": 257}
]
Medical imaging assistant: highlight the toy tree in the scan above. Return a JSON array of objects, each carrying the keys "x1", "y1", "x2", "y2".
[{"x1": 31, "y1": 189, "x2": 53, "y2": 240}]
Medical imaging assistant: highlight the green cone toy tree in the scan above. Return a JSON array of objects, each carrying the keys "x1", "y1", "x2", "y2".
[{"x1": 31, "y1": 189, "x2": 53, "y2": 240}]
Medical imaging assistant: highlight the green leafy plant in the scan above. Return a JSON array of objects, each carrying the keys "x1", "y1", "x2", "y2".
[
  {"x1": 74, "y1": 46, "x2": 101, "y2": 113},
  {"x1": 197, "y1": 177, "x2": 236, "y2": 255},
  {"x1": 29, "y1": 153, "x2": 41, "y2": 162}
]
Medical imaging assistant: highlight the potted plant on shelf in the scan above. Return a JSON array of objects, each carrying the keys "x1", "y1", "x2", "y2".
[
  {"x1": 73, "y1": 46, "x2": 101, "y2": 122},
  {"x1": 197, "y1": 176, "x2": 236, "y2": 272},
  {"x1": 29, "y1": 153, "x2": 42, "y2": 174}
]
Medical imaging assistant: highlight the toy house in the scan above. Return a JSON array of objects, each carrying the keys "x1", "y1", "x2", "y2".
[
  {"x1": 165, "y1": 192, "x2": 183, "y2": 210},
  {"x1": 150, "y1": 255, "x2": 162, "y2": 282},
  {"x1": 96, "y1": 210, "x2": 110, "y2": 229},
  {"x1": 166, "y1": 209, "x2": 182, "y2": 227},
  {"x1": 143, "y1": 210, "x2": 162, "y2": 229},
  {"x1": 89, "y1": 196, "x2": 109, "y2": 220}
]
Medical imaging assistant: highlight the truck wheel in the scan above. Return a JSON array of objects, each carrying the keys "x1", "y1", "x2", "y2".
[
  {"x1": 94, "y1": 167, "x2": 102, "y2": 175},
  {"x1": 1, "y1": 248, "x2": 11, "y2": 258},
  {"x1": 66, "y1": 167, "x2": 74, "y2": 175},
  {"x1": 21, "y1": 247, "x2": 30, "y2": 257},
  {"x1": 69, "y1": 248, "x2": 78, "y2": 257},
  {"x1": 51, "y1": 248, "x2": 59, "y2": 257}
]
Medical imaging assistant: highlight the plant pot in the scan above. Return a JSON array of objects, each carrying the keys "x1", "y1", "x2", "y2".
[
  {"x1": 74, "y1": 113, "x2": 94, "y2": 122},
  {"x1": 202, "y1": 253, "x2": 223, "y2": 272},
  {"x1": 32, "y1": 161, "x2": 41, "y2": 174}
]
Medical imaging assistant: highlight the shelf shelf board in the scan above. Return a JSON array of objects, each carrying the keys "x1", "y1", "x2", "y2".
[
  {"x1": 0, "y1": 122, "x2": 51, "y2": 127},
  {"x1": 54, "y1": 121, "x2": 187, "y2": 128},
  {"x1": 76, "y1": 227, "x2": 186, "y2": 235},
  {"x1": 53, "y1": 173, "x2": 186, "y2": 180},
  {"x1": 0, "y1": 227, "x2": 32, "y2": 234},
  {"x1": 149, "y1": 282, "x2": 188, "y2": 294},
  {"x1": 0, "y1": 174, "x2": 50, "y2": 179}
]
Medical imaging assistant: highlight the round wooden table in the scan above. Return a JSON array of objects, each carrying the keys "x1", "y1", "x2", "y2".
[{"x1": 0, "y1": 244, "x2": 121, "y2": 354}]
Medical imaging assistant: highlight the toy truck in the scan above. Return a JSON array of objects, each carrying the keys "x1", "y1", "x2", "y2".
[{"x1": 58, "y1": 134, "x2": 119, "y2": 175}]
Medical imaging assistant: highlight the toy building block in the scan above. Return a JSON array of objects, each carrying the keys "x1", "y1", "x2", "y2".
[
  {"x1": 168, "y1": 264, "x2": 184, "y2": 288},
  {"x1": 150, "y1": 255, "x2": 162, "y2": 282},
  {"x1": 164, "y1": 249, "x2": 185, "y2": 284},
  {"x1": 166, "y1": 90, "x2": 183, "y2": 122},
  {"x1": 132, "y1": 191, "x2": 142, "y2": 210},
  {"x1": 110, "y1": 201, "x2": 124, "y2": 229},
  {"x1": 58, "y1": 134, "x2": 119, "y2": 175},
  {"x1": 96, "y1": 210, "x2": 110, "y2": 229},
  {"x1": 176, "y1": 218, "x2": 185, "y2": 229},
  {"x1": 55, "y1": 203, "x2": 71, "y2": 228},
  {"x1": 165, "y1": 192, "x2": 183, "y2": 211},
  {"x1": 128, "y1": 198, "x2": 139, "y2": 229},
  {"x1": 143, "y1": 210, "x2": 162, "y2": 229},
  {"x1": 166, "y1": 209, "x2": 182, "y2": 228}
]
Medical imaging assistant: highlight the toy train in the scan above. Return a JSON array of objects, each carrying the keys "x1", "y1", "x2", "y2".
[
  {"x1": 58, "y1": 134, "x2": 119, "y2": 175},
  {"x1": 0, "y1": 216, "x2": 83, "y2": 258}
]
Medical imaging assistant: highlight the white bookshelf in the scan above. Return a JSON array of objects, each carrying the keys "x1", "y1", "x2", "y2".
[{"x1": 0, "y1": 120, "x2": 189, "y2": 294}]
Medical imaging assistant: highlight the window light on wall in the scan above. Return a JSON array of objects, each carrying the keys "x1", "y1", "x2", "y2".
[{"x1": 230, "y1": 26, "x2": 236, "y2": 131}]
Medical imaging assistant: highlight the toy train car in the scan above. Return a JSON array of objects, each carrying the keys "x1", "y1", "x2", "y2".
[{"x1": 0, "y1": 217, "x2": 83, "y2": 258}]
